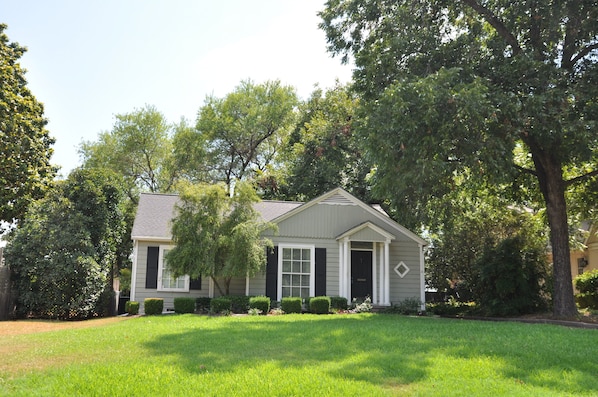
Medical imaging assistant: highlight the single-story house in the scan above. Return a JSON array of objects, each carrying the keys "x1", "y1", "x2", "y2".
[
  {"x1": 569, "y1": 223, "x2": 598, "y2": 281},
  {"x1": 130, "y1": 187, "x2": 427, "y2": 313}
]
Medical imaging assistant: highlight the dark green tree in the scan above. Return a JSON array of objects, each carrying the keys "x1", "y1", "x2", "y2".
[
  {"x1": 0, "y1": 24, "x2": 56, "y2": 225},
  {"x1": 282, "y1": 83, "x2": 373, "y2": 202},
  {"x1": 5, "y1": 169, "x2": 128, "y2": 319},
  {"x1": 167, "y1": 182, "x2": 275, "y2": 295},
  {"x1": 320, "y1": 0, "x2": 598, "y2": 317}
]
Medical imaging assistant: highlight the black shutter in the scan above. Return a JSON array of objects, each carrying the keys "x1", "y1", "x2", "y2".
[
  {"x1": 189, "y1": 276, "x2": 202, "y2": 290},
  {"x1": 265, "y1": 246, "x2": 278, "y2": 300},
  {"x1": 315, "y1": 248, "x2": 326, "y2": 296},
  {"x1": 145, "y1": 246, "x2": 159, "y2": 289}
]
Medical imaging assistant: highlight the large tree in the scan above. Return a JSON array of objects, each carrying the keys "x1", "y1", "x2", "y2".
[
  {"x1": 195, "y1": 80, "x2": 298, "y2": 190},
  {"x1": 166, "y1": 182, "x2": 275, "y2": 295},
  {"x1": 282, "y1": 83, "x2": 373, "y2": 202},
  {"x1": 6, "y1": 169, "x2": 128, "y2": 319},
  {"x1": 320, "y1": 0, "x2": 598, "y2": 317},
  {"x1": 79, "y1": 105, "x2": 178, "y2": 199},
  {"x1": 0, "y1": 24, "x2": 56, "y2": 226}
]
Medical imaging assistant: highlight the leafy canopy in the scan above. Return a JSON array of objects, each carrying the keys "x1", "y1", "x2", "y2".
[{"x1": 166, "y1": 182, "x2": 275, "y2": 295}]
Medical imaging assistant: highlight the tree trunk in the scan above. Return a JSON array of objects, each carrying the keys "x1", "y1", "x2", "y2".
[{"x1": 529, "y1": 145, "x2": 577, "y2": 318}]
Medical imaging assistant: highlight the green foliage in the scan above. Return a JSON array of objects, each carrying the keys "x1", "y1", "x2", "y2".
[
  {"x1": 119, "y1": 268, "x2": 131, "y2": 294},
  {"x1": 281, "y1": 297, "x2": 302, "y2": 314},
  {"x1": 0, "y1": 24, "x2": 56, "y2": 225},
  {"x1": 320, "y1": 0, "x2": 598, "y2": 317},
  {"x1": 195, "y1": 297, "x2": 212, "y2": 313},
  {"x1": 574, "y1": 270, "x2": 598, "y2": 309},
  {"x1": 220, "y1": 295, "x2": 250, "y2": 313},
  {"x1": 6, "y1": 169, "x2": 128, "y2": 319},
  {"x1": 167, "y1": 182, "x2": 275, "y2": 295},
  {"x1": 475, "y1": 236, "x2": 550, "y2": 316},
  {"x1": 353, "y1": 297, "x2": 372, "y2": 313},
  {"x1": 249, "y1": 296, "x2": 270, "y2": 315},
  {"x1": 174, "y1": 298, "x2": 196, "y2": 314},
  {"x1": 330, "y1": 296, "x2": 348, "y2": 311},
  {"x1": 210, "y1": 297, "x2": 232, "y2": 314},
  {"x1": 144, "y1": 298, "x2": 164, "y2": 315},
  {"x1": 426, "y1": 300, "x2": 476, "y2": 316},
  {"x1": 385, "y1": 298, "x2": 423, "y2": 315},
  {"x1": 309, "y1": 296, "x2": 331, "y2": 314},
  {"x1": 79, "y1": 105, "x2": 178, "y2": 194},
  {"x1": 196, "y1": 79, "x2": 298, "y2": 189},
  {"x1": 125, "y1": 301, "x2": 139, "y2": 315}
]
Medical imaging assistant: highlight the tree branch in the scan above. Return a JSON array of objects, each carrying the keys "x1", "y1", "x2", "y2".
[
  {"x1": 571, "y1": 42, "x2": 598, "y2": 66},
  {"x1": 513, "y1": 163, "x2": 538, "y2": 177},
  {"x1": 564, "y1": 169, "x2": 598, "y2": 187},
  {"x1": 460, "y1": 0, "x2": 522, "y2": 55}
]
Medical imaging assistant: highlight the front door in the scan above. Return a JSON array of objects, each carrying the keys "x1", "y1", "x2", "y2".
[{"x1": 351, "y1": 250, "x2": 372, "y2": 301}]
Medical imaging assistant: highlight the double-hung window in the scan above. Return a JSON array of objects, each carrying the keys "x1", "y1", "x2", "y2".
[
  {"x1": 279, "y1": 245, "x2": 314, "y2": 300},
  {"x1": 158, "y1": 246, "x2": 189, "y2": 292}
]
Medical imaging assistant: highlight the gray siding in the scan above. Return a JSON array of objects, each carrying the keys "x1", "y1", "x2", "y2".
[{"x1": 388, "y1": 241, "x2": 423, "y2": 304}]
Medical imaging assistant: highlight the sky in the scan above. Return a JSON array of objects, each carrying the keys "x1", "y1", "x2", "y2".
[{"x1": 2, "y1": 1, "x2": 352, "y2": 176}]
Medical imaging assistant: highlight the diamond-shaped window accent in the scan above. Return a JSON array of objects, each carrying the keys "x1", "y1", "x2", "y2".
[{"x1": 394, "y1": 261, "x2": 410, "y2": 278}]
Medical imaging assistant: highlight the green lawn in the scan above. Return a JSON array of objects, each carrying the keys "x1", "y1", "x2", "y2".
[{"x1": 1, "y1": 314, "x2": 597, "y2": 396}]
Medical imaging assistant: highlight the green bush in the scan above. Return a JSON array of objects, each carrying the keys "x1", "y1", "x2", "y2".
[
  {"x1": 210, "y1": 297, "x2": 232, "y2": 314},
  {"x1": 221, "y1": 295, "x2": 251, "y2": 313},
  {"x1": 174, "y1": 297, "x2": 196, "y2": 314},
  {"x1": 249, "y1": 296, "x2": 270, "y2": 314},
  {"x1": 125, "y1": 300, "x2": 139, "y2": 315},
  {"x1": 281, "y1": 297, "x2": 302, "y2": 314},
  {"x1": 196, "y1": 297, "x2": 212, "y2": 313},
  {"x1": 144, "y1": 298, "x2": 163, "y2": 315},
  {"x1": 385, "y1": 297, "x2": 422, "y2": 315},
  {"x1": 309, "y1": 296, "x2": 331, "y2": 314},
  {"x1": 330, "y1": 296, "x2": 348, "y2": 310},
  {"x1": 304, "y1": 297, "x2": 313, "y2": 312},
  {"x1": 574, "y1": 270, "x2": 598, "y2": 309}
]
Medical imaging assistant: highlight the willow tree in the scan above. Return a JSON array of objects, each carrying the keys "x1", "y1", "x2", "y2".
[
  {"x1": 166, "y1": 182, "x2": 275, "y2": 295},
  {"x1": 320, "y1": 0, "x2": 598, "y2": 317}
]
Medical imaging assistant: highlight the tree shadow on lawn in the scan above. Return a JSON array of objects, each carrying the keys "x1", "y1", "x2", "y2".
[{"x1": 142, "y1": 315, "x2": 598, "y2": 393}]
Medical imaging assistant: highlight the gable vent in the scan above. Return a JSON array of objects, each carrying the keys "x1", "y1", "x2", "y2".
[{"x1": 321, "y1": 193, "x2": 355, "y2": 206}]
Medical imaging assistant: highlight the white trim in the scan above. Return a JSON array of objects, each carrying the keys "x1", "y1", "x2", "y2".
[
  {"x1": 372, "y1": 243, "x2": 378, "y2": 305},
  {"x1": 245, "y1": 273, "x2": 250, "y2": 296},
  {"x1": 337, "y1": 221, "x2": 396, "y2": 242},
  {"x1": 419, "y1": 244, "x2": 426, "y2": 311},
  {"x1": 338, "y1": 241, "x2": 344, "y2": 299},
  {"x1": 277, "y1": 244, "x2": 315, "y2": 301},
  {"x1": 131, "y1": 236, "x2": 173, "y2": 243},
  {"x1": 157, "y1": 245, "x2": 189, "y2": 292},
  {"x1": 130, "y1": 240, "x2": 139, "y2": 301},
  {"x1": 384, "y1": 239, "x2": 390, "y2": 305}
]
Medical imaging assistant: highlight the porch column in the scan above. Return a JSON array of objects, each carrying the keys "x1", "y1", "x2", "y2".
[
  {"x1": 384, "y1": 238, "x2": 390, "y2": 305},
  {"x1": 344, "y1": 238, "x2": 350, "y2": 299},
  {"x1": 338, "y1": 240, "x2": 344, "y2": 299},
  {"x1": 245, "y1": 273, "x2": 250, "y2": 296},
  {"x1": 372, "y1": 242, "x2": 378, "y2": 305},
  {"x1": 378, "y1": 243, "x2": 384, "y2": 306},
  {"x1": 419, "y1": 244, "x2": 426, "y2": 311}
]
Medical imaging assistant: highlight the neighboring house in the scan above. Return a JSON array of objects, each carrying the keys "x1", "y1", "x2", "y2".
[
  {"x1": 570, "y1": 223, "x2": 598, "y2": 281},
  {"x1": 130, "y1": 187, "x2": 427, "y2": 313}
]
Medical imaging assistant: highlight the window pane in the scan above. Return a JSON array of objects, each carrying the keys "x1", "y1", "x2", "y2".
[
  {"x1": 282, "y1": 274, "x2": 290, "y2": 286},
  {"x1": 292, "y1": 249, "x2": 301, "y2": 260},
  {"x1": 283, "y1": 248, "x2": 291, "y2": 260},
  {"x1": 301, "y1": 275, "x2": 310, "y2": 286},
  {"x1": 290, "y1": 275, "x2": 300, "y2": 286},
  {"x1": 301, "y1": 288, "x2": 310, "y2": 298},
  {"x1": 282, "y1": 260, "x2": 291, "y2": 272},
  {"x1": 302, "y1": 249, "x2": 310, "y2": 260},
  {"x1": 292, "y1": 287, "x2": 301, "y2": 297},
  {"x1": 282, "y1": 287, "x2": 290, "y2": 297},
  {"x1": 292, "y1": 261, "x2": 301, "y2": 273},
  {"x1": 302, "y1": 261, "x2": 310, "y2": 273}
]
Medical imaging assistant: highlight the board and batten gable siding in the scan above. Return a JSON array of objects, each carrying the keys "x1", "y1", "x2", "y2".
[{"x1": 133, "y1": 240, "x2": 209, "y2": 313}]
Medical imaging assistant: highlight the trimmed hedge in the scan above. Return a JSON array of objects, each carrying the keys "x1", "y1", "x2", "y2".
[
  {"x1": 174, "y1": 297, "x2": 196, "y2": 314},
  {"x1": 125, "y1": 300, "x2": 139, "y2": 315},
  {"x1": 281, "y1": 297, "x2": 302, "y2": 314},
  {"x1": 196, "y1": 297, "x2": 212, "y2": 313},
  {"x1": 310, "y1": 296, "x2": 331, "y2": 314},
  {"x1": 210, "y1": 297, "x2": 232, "y2": 314},
  {"x1": 144, "y1": 298, "x2": 163, "y2": 315},
  {"x1": 249, "y1": 296, "x2": 270, "y2": 314},
  {"x1": 330, "y1": 296, "x2": 348, "y2": 310},
  {"x1": 222, "y1": 295, "x2": 251, "y2": 313}
]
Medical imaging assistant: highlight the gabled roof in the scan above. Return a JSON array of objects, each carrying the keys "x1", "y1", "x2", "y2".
[
  {"x1": 131, "y1": 188, "x2": 427, "y2": 246},
  {"x1": 336, "y1": 221, "x2": 396, "y2": 242},
  {"x1": 270, "y1": 187, "x2": 428, "y2": 246}
]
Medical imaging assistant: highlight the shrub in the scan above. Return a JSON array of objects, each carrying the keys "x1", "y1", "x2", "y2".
[
  {"x1": 144, "y1": 298, "x2": 163, "y2": 315},
  {"x1": 310, "y1": 296, "x2": 331, "y2": 314},
  {"x1": 174, "y1": 297, "x2": 196, "y2": 314},
  {"x1": 281, "y1": 297, "x2": 302, "y2": 314},
  {"x1": 210, "y1": 297, "x2": 232, "y2": 314},
  {"x1": 125, "y1": 300, "x2": 139, "y2": 315},
  {"x1": 574, "y1": 270, "x2": 598, "y2": 309},
  {"x1": 330, "y1": 296, "x2": 348, "y2": 311},
  {"x1": 304, "y1": 297, "x2": 313, "y2": 312},
  {"x1": 222, "y1": 295, "x2": 251, "y2": 313},
  {"x1": 385, "y1": 297, "x2": 422, "y2": 315},
  {"x1": 249, "y1": 296, "x2": 270, "y2": 315},
  {"x1": 196, "y1": 297, "x2": 212, "y2": 313}
]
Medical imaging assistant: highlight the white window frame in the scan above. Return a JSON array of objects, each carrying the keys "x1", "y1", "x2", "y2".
[
  {"x1": 157, "y1": 245, "x2": 189, "y2": 292},
  {"x1": 277, "y1": 244, "x2": 315, "y2": 301}
]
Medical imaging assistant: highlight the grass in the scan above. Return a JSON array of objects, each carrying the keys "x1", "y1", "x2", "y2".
[{"x1": 1, "y1": 314, "x2": 597, "y2": 396}]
